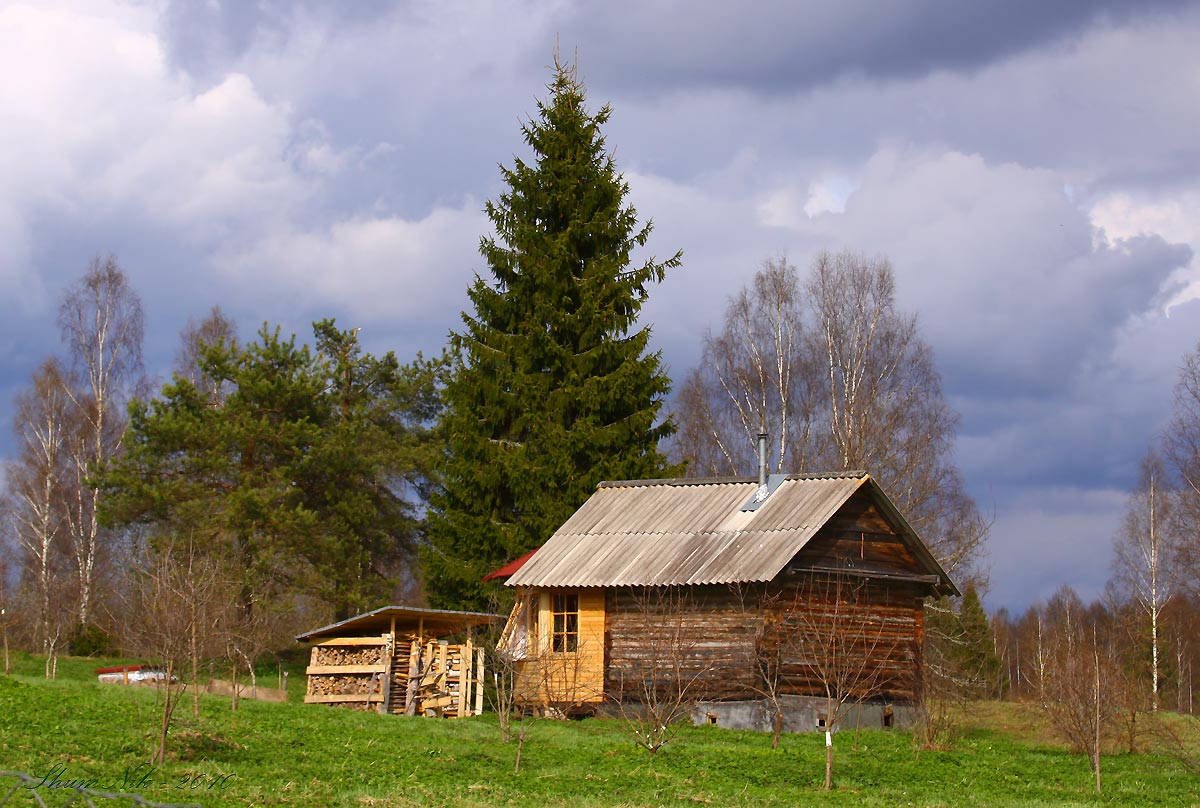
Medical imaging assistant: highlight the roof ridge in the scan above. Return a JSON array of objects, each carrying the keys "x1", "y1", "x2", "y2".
[{"x1": 598, "y1": 471, "x2": 868, "y2": 489}]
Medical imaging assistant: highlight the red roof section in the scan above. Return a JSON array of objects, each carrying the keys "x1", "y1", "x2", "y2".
[{"x1": 482, "y1": 548, "x2": 538, "y2": 582}]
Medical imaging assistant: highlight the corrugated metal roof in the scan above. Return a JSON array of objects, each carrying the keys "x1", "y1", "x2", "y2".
[
  {"x1": 296, "y1": 605, "x2": 502, "y2": 642},
  {"x1": 508, "y1": 472, "x2": 883, "y2": 588}
]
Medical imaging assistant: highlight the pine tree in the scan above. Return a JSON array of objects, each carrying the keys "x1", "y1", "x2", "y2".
[
  {"x1": 424, "y1": 59, "x2": 682, "y2": 611},
  {"x1": 102, "y1": 321, "x2": 442, "y2": 620}
]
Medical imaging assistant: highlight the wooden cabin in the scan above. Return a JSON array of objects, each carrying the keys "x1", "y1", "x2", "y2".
[
  {"x1": 494, "y1": 472, "x2": 957, "y2": 718},
  {"x1": 297, "y1": 605, "x2": 501, "y2": 717}
]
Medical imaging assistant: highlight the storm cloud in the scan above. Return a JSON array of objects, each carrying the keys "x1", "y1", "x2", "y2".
[{"x1": 2, "y1": 0, "x2": 1198, "y2": 610}]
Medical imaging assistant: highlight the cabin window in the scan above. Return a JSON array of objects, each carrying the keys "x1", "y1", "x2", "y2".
[{"x1": 551, "y1": 594, "x2": 579, "y2": 652}]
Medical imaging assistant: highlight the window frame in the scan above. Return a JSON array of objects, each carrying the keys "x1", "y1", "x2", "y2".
[{"x1": 550, "y1": 593, "x2": 579, "y2": 653}]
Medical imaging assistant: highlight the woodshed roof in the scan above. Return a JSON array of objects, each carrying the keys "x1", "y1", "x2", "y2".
[
  {"x1": 506, "y1": 472, "x2": 956, "y2": 593},
  {"x1": 296, "y1": 605, "x2": 502, "y2": 643}
]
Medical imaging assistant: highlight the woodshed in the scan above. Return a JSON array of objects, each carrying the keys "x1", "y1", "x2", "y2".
[{"x1": 298, "y1": 605, "x2": 501, "y2": 717}]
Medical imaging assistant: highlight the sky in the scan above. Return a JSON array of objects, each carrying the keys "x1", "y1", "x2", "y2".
[{"x1": 2, "y1": 0, "x2": 1199, "y2": 612}]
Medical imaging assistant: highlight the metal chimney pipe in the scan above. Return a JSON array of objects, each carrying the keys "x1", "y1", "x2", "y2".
[{"x1": 757, "y1": 432, "x2": 768, "y2": 487}]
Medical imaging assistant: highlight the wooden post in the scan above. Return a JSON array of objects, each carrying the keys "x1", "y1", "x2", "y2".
[
  {"x1": 434, "y1": 642, "x2": 448, "y2": 718},
  {"x1": 457, "y1": 641, "x2": 471, "y2": 717},
  {"x1": 404, "y1": 641, "x2": 421, "y2": 716},
  {"x1": 475, "y1": 647, "x2": 485, "y2": 716},
  {"x1": 381, "y1": 633, "x2": 395, "y2": 715}
]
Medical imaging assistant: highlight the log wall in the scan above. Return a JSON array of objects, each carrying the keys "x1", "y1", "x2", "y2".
[
  {"x1": 601, "y1": 578, "x2": 925, "y2": 704},
  {"x1": 604, "y1": 586, "x2": 762, "y2": 702},
  {"x1": 760, "y1": 577, "x2": 924, "y2": 702}
]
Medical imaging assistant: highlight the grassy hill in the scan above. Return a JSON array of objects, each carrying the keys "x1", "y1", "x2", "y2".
[{"x1": 0, "y1": 652, "x2": 1197, "y2": 807}]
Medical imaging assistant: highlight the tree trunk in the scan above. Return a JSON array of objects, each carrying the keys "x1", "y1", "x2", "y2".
[
  {"x1": 824, "y1": 731, "x2": 833, "y2": 790},
  {"x1": 191, "y1": 620, "x2": 200, "y2": 720},
  {"x1": 156, "y1": 662, "x2": 177, "y2": 765},
  {"x1": 1151, "y1": 610, "x2": 1159, "y2": 712},
  {"x1": 1093, "y1": 641, "x2": 1102, "y2": 794},
  {"x1": 515, "y1": 726, "x2": 526, "y2": 774},
  {"x1": 1177, "y1": 644, "x2": 1184, "y2": 713}
]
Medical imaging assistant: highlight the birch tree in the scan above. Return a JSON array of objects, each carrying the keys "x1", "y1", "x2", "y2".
[
  {"x1": 57, "y1": 255, "x2": 144, "y2": 626},
  {"x1": 674, "y1": 257, "x2": 819, "y2": 475},
  {"x1": 175, "y1": 305, "x2": 238, "y2": 405},
  {"x1": 674, "y1": 250, "x2": 986, "y2": 580},
  {"x1": 1164, "y1": 344, "x2": 1200, "y2": 599},
  {"x1": 6, "y1": 359, "x2": 74, "y2": 672},
  {"x1": 1111, "y1": 449, "x2": 1174, "y2": 711}
]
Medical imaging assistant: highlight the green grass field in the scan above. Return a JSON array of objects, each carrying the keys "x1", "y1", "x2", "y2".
[{"x1": 1, "y1": 652, "x2": 1197, "y2": 807}]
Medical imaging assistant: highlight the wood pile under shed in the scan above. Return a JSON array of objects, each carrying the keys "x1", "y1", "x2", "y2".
[{"x1": 297, "y1": 605, "x2": 501, "y2": 717}]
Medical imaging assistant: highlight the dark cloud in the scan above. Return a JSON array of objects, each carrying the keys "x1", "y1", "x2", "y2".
[
  {"x1": 555, "y1": 0, "x2": 1196, "y2": 94},
  {"x1": 986, "y1": 484, "x2": 1125, "y2": 609},
  {"x1": 157, "y1": 0, "x2": 397, "y2": 81},
  {"x1": 3, "y1": 1, "x2": 1199, "y2": 611}
]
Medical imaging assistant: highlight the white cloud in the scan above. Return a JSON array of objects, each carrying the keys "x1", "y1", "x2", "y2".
[
  {"x1": 1092, "y1": 193, "x2": 1200, "y2": 246},
  {"x1": 1091, "y1": 191, "x2": 1200, "y2": 309},
  {"x1": 782, "y1": 149, "x2": 1192, "y2": 395},
  {"x1": 93, "y1": 73, "x2": 305, "y2": 228},
  {"x1": 0, "y1": 2, "x2": 322, "y2": 251},
  {"x1": 802, "y1": 176, "x2": 857, "y2": 217},
  {"x1": 216, "y1": 202, "x2": 487, "y2": 330},
  {"x1": 754, "y1": 175, "x2": 857, "y2": 228}
]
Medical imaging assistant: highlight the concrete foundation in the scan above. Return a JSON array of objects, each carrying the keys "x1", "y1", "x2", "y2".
[{"x1": 691, "y1": 695, "x2": 915, "y2": 734}]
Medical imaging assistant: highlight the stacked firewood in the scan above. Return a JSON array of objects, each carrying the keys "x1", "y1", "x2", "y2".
[
  {"x1": 312, "y1": 645, "x2": 385, "y2": 667},
  {"x1": 307, "y1": 673, "x2": 382, "y2": 697}
]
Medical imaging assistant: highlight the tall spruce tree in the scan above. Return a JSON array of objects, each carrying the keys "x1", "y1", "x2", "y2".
[{"x1": 424, "y1": 59, "x2": 681, "y2": 610}]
